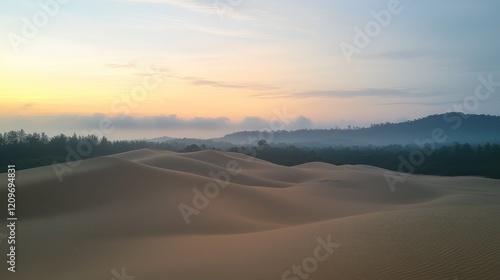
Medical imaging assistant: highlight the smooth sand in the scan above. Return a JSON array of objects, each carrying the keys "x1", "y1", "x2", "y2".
[{"x1": 1, "y1": 149, "x2": 499, "y2": 279}]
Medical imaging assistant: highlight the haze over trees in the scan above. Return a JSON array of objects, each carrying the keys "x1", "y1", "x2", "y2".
[
  {"x1": 1, "y1": 113, "x2": 499, "y2": 179},
  {"x1": 217, "y1": 113, "x2": 500, "y2": 147}
]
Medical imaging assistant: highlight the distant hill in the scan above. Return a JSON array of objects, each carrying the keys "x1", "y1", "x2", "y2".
[
  {"x1": 214, "y1": 113, "x2": 500, "y2": 147},
  {"x1": 148, "y1": 137, "x2": 235, "y2": 150},
  {"x1": 147, "y1": 136, "x2": 174, "y2": 142}
]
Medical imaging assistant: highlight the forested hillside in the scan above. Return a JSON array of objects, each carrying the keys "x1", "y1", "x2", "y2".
[{"x1": 217, "y1": 113, "x2": 500, "y2": 146}]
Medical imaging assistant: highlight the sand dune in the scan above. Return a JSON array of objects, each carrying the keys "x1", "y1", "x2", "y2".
[{"x1": 1, "y1": 149, "x2": 500, "y2": 279}]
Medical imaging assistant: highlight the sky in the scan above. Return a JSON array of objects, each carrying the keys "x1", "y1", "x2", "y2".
[{"x1": 1, "y1": 0, "x2": 499, "y2": 139}]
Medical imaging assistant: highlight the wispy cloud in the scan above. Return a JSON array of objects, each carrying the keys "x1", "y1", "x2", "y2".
[
  {"x1": 105, "y1": 62, "x2": 138, "y2": 69},
  {"x1": 362, "y1": 50, "x2": 443, "y2": 61},
  {"x1": 253, "y1": 88, "x2": 449, "y2": 99},
  {"x1": 159, "y1": 15, "x2": 257, "y2": 37},
  {"x1": 161, "y1": 68, "x2": 280, "y2": 92},
  {"x1": 126, "y1": 13, "x2": 272, "y2": 40},
  {"x1": 111, "y1": 0, "x2": 252, "y2": 21},
  {"x1": 179, "y1": 76, "x2": 279, "y2": 91},
  {"x1": 380, "y1": 101, "x2": 459, "y2": 106},
  {"x1": 112, "y1": 0, "x2": 215, "y2": 14},
  {"x1": 109, "y1": 0, "x2": 321, "y2": 35}
]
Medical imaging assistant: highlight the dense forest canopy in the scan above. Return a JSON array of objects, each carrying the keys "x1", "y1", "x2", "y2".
[{"x1": 1, "y1": 129, "x2": 499, "y2": 179}]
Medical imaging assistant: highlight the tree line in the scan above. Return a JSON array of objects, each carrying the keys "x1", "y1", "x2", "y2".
[
  {"x1": 0, "y1": 130, "x2": 174, "y2": 172},
  {"x1": 226, "y1": 140, "x2": 500, "y2": 179},
  {"x1": 1, "y1": 130, "x2": 499, "y2": 179}
]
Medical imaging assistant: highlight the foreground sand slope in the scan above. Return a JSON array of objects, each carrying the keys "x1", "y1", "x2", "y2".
[{"x1": 1, "y1": 149, "x2": 499, "y2": 280}]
